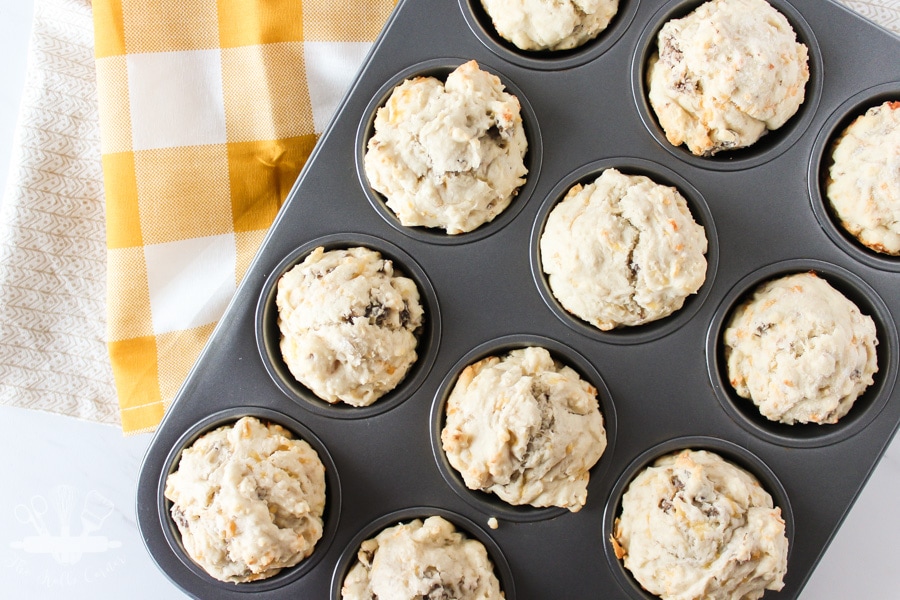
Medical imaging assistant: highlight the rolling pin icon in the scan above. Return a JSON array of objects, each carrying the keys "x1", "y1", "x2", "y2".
[{"x1": 11, "y1": 490, "x2": 121, "y2": 560}]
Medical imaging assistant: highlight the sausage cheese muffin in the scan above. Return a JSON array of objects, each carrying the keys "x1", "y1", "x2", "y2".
[
  {"x1": 479, "y1": 0, "x2": 619, "y2": 51},
  {"x1": 647, "y1": 0, "x2": 810, "y2": 156},
  {"x1": 364, "y1": 60, "x2": 528, "y2": 234},
  {"x1": 441, "y1": 346, "x2": 607, "y2": 511},
  {"x1": 164, "y1": 416, "x2": 327, "y2": 582},
  {"x1": 723, "y1": 271, "x2": 878, "y2": 425},
  {"x1": 341, "y1": 516, "x2": 505, "y2": 599},
  {"x1": 611, "y1": 449, "x2": 789, "y2": 600},
  {"x1": 826, "y1": 100, "x2": 900, "y2": 255},
  {"x1": 540, "y1": 168, "x2": 708, "y2": 330},
  {"x1": 276, "y1": 246, "x2": 424, "y2": 407}
]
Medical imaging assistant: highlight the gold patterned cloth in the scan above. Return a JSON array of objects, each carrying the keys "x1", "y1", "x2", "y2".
[
  {"x1": 0, "y1": 0, "x2": 117, "y2": 424},
  {"x1": 0, "y1": 0, "x2": 896, "y2": 433}
]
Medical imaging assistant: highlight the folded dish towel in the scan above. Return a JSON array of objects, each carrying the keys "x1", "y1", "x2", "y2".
[
  {"x1": 844, "y1": 0, "x2": 900, "y2": 30},
  {"x1": 0, "y1": 0, "x2": 897, "y2": 434},
  {"x1": 0, "y1": 0, "x2": 117, "y2": 424},
  {"x1": 94, "y1": 0, "x2": 395, "y2": 433}
]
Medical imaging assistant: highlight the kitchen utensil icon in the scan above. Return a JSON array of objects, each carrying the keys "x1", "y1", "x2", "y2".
[
  {"x1": 52, "y1": 485, "x2": 79, "y2": 564},
  {"x1": 14, "y1": 495, "x2": 50, "y2": 537},
  {"x1": 80, "y1": 490, "x2": 115, "y2": 535}
]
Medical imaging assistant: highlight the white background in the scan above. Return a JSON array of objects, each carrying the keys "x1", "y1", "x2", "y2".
[{"x1": 1, "y1": 1, "x2": 898, "y2": 598}]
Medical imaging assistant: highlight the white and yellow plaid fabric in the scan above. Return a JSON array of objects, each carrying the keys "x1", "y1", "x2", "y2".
[{"x1": 92, "y1": 0, "x2": 395, "y2": 433}]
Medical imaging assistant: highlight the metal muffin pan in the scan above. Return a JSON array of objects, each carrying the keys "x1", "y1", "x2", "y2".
[{"x1": 136, "y1": 0, "x2": 900, "y2": 598}]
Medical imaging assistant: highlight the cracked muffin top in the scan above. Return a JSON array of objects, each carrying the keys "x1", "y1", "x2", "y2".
[
  {"x1": 164, "y1": 416, "x2": 326, "y2": 583},
  {"x1": 479, "y1": 0, "x2": 619, "y2": 52},
  {"x1": 341, "y1": 516, "x2": 505, "y2": 599},
  {"x1": 441, "y1": 346, "x2": 607, "y2": 512},
  {"x1": 276, "y1": 246, "x2": 424, "y2": 407},
  {"x1": 723, "y1": 271, "x2": 878, "y2": 425},
  {"x1": 539, "y1": 168, "x2": 708, "y2": 330},
  {"x1": 611, "y1": 449, "x2": 789, "y2": 600},
  {"x1": 646, "y1": 0, "x2": 810, "y2": 156},
  {"x1": 363, "y1": 60, "x2": 528, "y2": 234},
  {"x1": 826, "y1": 100, "x2": 900, "y2": 255}
]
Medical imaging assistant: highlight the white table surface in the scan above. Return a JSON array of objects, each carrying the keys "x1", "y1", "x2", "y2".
[{"x1": 1, "y1": 1, "x2": 898, "y2": 598}]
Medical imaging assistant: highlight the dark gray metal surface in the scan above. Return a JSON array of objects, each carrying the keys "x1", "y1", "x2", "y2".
[{"x1": 136, "y1": 1, "x2": 900, "y2": 598}]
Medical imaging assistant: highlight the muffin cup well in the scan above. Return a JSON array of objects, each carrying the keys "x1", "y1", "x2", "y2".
[
  {"x1": 255, "y1": 233, "x2": 441, "y2": 419},
  {"x1": 602, "y1": 436, "x2": 795, "y2": 600},
  {"x1": 355, "y1": 58, "x2": 543, "y2": 245},
  {"x1": 530, "y1": 157, "x2": 718, "y2": 345},
  {"x1": 430, "y1": 334, "x2": 617, "y2": 521},
  {"x1": 458, "y1": 0, "x2": 640, "y2": 70},
  {"x1": 631, "y1": 0, "x2": 823, "y2": 171},
  {"x1": 808, "y1": 81, "x2": 900, "y2": 272},
  {"x1": 330, "y1": 506, "x2": 515, "y2": 600},
  {"x1": 706, "y1": 259, "x2": 898, "y2": 448},
  {"x1": 157, "y1": 407, "x2": 342, "y2": 592}
]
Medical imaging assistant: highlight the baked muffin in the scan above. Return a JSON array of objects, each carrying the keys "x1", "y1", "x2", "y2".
[
  {"x1": 363, "y1": 60, "x2": 528, "y2": 234},
  {"x1": 441, "y1": 346, "x2": 607, "y2": 512},
  {"x1": 723, "y1": 271, "x2": 878, "y2": 425},
  {"x1": 647, "y1": 0, "x2": 810, "y2": 156},
  {"x1": 479, "y1": 0, "x2": 619, "y2": 51},
  {"x1": 341, "y1": 516, "x2": 504, "y2": 599},
  {"x1": 276, "y1": 246, "x2": 424, "y2": 407},
  {"x1": 611, "y1": 449, "x2": 789, "y2": 600},
  {"x1": 540, "y1": 168, "x2": 708, "y2": 330},
  {"x1": 826, "y1": 100, "x2": 900, "y2": 255},
  {"x1": 164, "y1": 416, "x2": 326, "y2": 583}
]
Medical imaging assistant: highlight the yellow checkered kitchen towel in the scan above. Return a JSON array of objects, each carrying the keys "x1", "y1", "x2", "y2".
[{"x1": 92, "y1": 0, "x2": 395, "y2": 433}]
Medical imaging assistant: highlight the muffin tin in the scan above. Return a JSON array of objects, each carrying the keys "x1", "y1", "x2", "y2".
[{"x1": 136, "y1": 0, "x2": 900, "y2": 598}]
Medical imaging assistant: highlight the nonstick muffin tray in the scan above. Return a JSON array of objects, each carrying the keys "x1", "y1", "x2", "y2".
[{"x1": 136, "y1": 0, "x2": 900, "y2": 598}]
